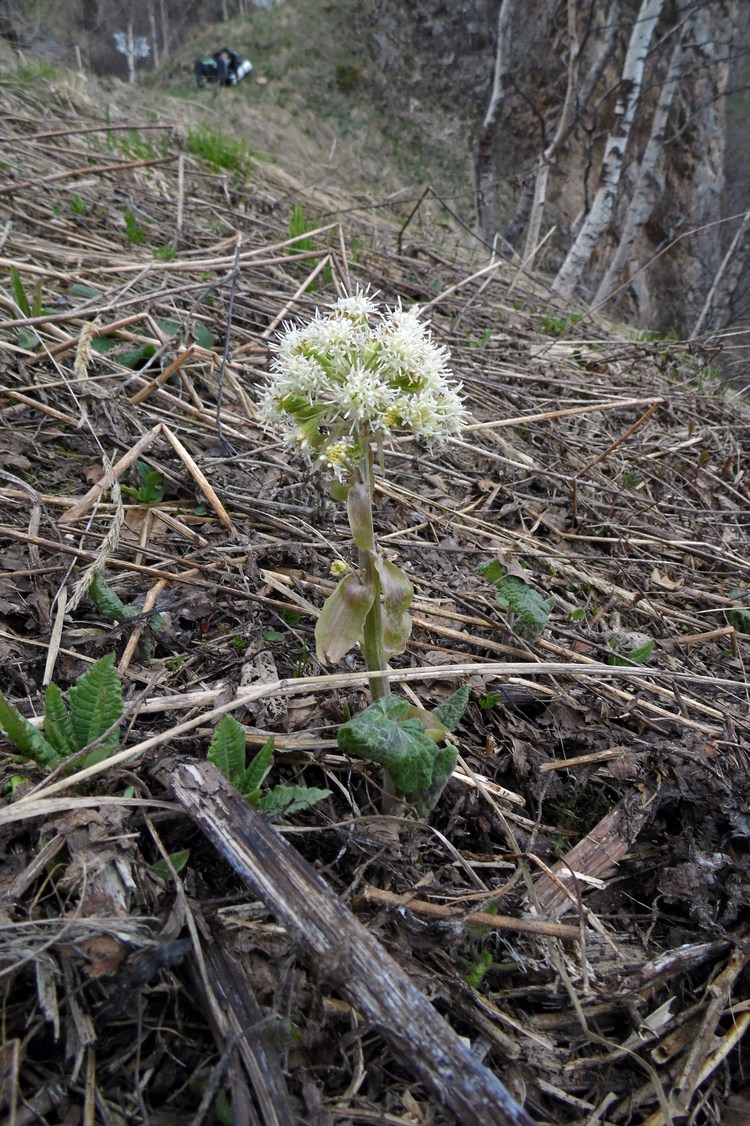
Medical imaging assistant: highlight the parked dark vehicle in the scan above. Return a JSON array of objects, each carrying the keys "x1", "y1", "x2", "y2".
[{"x1": 194, "y1": 48, "x2": 253, "y2": 88}]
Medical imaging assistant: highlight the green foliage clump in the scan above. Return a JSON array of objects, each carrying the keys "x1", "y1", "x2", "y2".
[
  {"x1": 478, "y1": 558, "x2": 555, "y2": 642},
  {"x1": 0, "y1": 654, "x2": 123, "y2": 771},
  {"x1": 208, "y1": 716, "x2": 330, "y2": 816},
  {"x1": 186, "y1": 124, "x2": 255, "y2": 178},
  {"x1": 337, "y1": 685, "x2": 469, "y2": 816}
]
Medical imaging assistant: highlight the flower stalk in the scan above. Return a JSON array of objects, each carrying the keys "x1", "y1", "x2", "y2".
[{"x1": 259, "y1": 292, "x2": 465, "y2": 694}]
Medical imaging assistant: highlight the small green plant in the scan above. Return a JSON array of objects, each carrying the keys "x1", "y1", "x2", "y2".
[
  {"x1": 88, "y1": 573, "x2": 164, "y2": 659},
  {"x1": 727, "y1": 589, "x2": 750, "y2": 634},
  {"x1": 121, "y1": 460, "x2": 165, "y2": 504},
  {"x1": 622, "y1": 469, "x2": 642, "y2": 489},
  {"x1": 123, "y1": 208, "x2": 147, "y2": 245},
  {"x1": 153, "y1": 242, "x2": 177, "y2": 262},
  {"x1": 69, "y1": 193, "x2": 87, "y2": 216},
  {"x1": 540, "y1": 312, "x2": 582, "y2": 337},
  {"x1": 479, "y1": 558, "x2": 555, "y2": 642},
  {"x1": 338, "y1": 684, "x2": 469, "y2": 816},
  {"x1": 259, "y1": 293, "x2": 467, "y2": 813},
  {"x1": 186, "y1": 124, "x2": 255, "y2": 178},
  {"x1": 0, "y1": 654, "x2": 123, "y2": 771},
  {"x1": 607, "y1": 638, "x2": 654, "y2": 666},
  {"x1": 208, "y1": 716, "x2": 330, "y2": 815},
  {"x1": 466, "y1": 328, "x2": 491, "y2": 349},
  {"x1": 478, "y1": 691, "x2": 501, "y2": 710}
]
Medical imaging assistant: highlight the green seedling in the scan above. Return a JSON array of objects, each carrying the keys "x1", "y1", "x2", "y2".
[
  {"x1": 88, "y1": 573, "x2": 164, "y2": 660},
  {"x1": 150, "y1": 849, "x2": 190, "y2": 882},
  {"x1": 121, "y1": 460, "x2": 165, "y2": 504},
  {"x1": 479, "y1": 558, "x2": 555, "y2": 643},
  {"x1": 260, "y1": 294, "x2": 467, "y2": 813},
  {"x1": 69, "y1": 193, "x2": 86, "y2": 216},
  {"x1": 186, "y1": 124, "x2": 255, "y2": 178},
  {"x1": 607, "y1": 638, "x2": 654, "y2": 666},
  {"x1": 153, "y1": 242, "x2": 177, "y2": 261},
  {"x1": 726, "y1": 590, "x2": 750, "y2": 634},
  {"x1": 208, "y1": 716, "x2": 330, "y2": 816},
  {"x1": 0, "y1": 654, "x2": 123, "y2": 771},
  {"x1": 123, "y1": 208, "x2": 146, "y2": 245},
  {"x1": 478, "y1": 691, "x2": 501, "y2": 710}
]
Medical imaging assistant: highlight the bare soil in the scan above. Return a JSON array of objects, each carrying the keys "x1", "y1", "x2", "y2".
[{"x1": 1, "y1": 56, "x2": 750, "y2": 1126}]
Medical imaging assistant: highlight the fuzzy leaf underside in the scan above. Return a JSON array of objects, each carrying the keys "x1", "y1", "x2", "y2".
[
  {"x1": 68, "y1": 653, "x2": 122, "y2": 753},
  {"x1": 0, "y1": 692, "x2": 62, "y2": 768},
  {"x1": 407, "y1": 742, "x2": 459, "y2": 817},
  {"x1": 433, "y1": 683, "x2": 470, "y2": 732}
]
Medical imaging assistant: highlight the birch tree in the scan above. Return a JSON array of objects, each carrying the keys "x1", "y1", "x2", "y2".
[
  {"x1": 472, "y1": 0, "x2": 516, "y2": 245},
  {"x1": 593, "y1": 7, "x2": 691, "y2": 307},
  {"x1": 522, "y1": 0, "x2": 623, "y2": 267},
  {"x1": 552, "y1": 0, "x2": 665, "y2": 298}
]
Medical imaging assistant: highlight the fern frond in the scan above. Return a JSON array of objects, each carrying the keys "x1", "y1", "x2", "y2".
[{"x1": 43, "y1": 683, "x2": 76, "y2": 757}]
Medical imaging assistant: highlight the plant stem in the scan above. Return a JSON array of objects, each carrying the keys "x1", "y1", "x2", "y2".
[
  {"x1": 357, "y1": 438, "x2": 390, "y2": 701},
  {"x1": 354, "y1": 439, "x2": 401, "y2": 820}
]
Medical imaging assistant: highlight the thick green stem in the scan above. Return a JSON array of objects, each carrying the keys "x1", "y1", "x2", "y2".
[{"x1": 355, "y1": 438, "x2": 390, "y2": 701}]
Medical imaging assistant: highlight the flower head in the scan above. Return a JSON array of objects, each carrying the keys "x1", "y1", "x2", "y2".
[{"x1": 260, "y1": 293, "x2": 465, "y2": 474}]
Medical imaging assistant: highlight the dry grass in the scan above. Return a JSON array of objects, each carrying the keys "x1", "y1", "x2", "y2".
[{"x1": 1, "y1": 60, "x2": 750, "y2": 1126}]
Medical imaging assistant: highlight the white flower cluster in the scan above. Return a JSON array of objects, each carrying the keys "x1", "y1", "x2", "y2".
[{"x1": 260, "y1": 292, "x2": 465, "y2": 474}]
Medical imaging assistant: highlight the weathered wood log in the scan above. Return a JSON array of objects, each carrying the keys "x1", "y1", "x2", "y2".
[{"x1": 153, "y1": 758, "x2": 536, "y2": 1126}]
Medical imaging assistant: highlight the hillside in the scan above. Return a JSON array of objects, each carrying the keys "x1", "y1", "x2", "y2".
[{"x1": 1, "y1": 50, "x2": 750, "y2": 1126}]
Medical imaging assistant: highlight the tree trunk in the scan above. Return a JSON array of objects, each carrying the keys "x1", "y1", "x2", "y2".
[
  {"x1": 472, "y1": 0, "x2": 515, "y2": 245},
  {"x1": 593, "y1": 9, "x2": 689, "y2": 309},
  {"x1": 148, "y1": 2, "x2": 159, "y2": 69},
  {"x1": 691, "y1": 209, "x2": 750, "y2": 338},
  {"x1": 552, "y1": 0, "x2": 665, "y2": 299}
]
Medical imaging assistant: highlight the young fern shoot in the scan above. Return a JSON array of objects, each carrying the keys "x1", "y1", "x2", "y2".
[{"x1": 260, "y1": 292, "x2": 465, "y2": 698}]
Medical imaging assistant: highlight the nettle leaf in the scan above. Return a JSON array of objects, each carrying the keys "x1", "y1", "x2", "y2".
[
  {"x1": 257, "y1": 784, "x2": 331, "y2": 817},
  {"x1": 43, "y1": 683, "x2": 76, "y2": 757},
  {"x1": 433, "y1": 683, "x2": 470, "y2": 732},
  {"x1": 0, "y1": 691, "x2": 61, "y2": 768},
  {"x1": 338, "y1": 696, "x2": 438, "y2": 794},
  {"x1": 208, "y1": 714, "x2": 247, "y2": 784},
  {"x1": 315, "y1": 572, "x2": 375, "y2": 665},
  {"x1": 377, "y1": 558, "x2": 413, "y2": 657},
  {"x1": 68, "y1": 654, "x2": 122, "y2": 754}
]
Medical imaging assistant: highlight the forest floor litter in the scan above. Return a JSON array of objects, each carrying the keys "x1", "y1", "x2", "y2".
[{"x1": 1, "y1": 63, "x2": 750, "y2": 1126}]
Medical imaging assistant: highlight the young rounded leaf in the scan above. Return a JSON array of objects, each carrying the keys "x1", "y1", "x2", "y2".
[
  {"x1": 315, "y1": 573, "x2": 375, "y2": 666},
  {"x1": 376, "y1": 558, "x2": 413, "y2": 657}
]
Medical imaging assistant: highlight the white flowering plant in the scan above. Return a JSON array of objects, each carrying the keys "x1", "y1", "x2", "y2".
[{"x1": 260, "y1": 293, "x2": 468, "y2": 814}]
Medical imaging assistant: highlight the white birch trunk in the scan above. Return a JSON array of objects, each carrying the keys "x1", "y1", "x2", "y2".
[
  {"x1": 523, "y1": 0, "x2": 585, "y2": 266},
  {"x1": 148, "y1": 3, "x2": 159, "y2": 68},
  {"x1": 691, "y1": 209, "x2": 750, "y2": 338},
  {"x1": 473, "y1": 0, "x2": 515, "y2": 243},
  {"x1": 552, "y1": 0, "x2": 665, "y2": 298},
  {"x1": 593, "y1": 14, "x2": 688, "y2": 307},
  {"x1": 125, "y1": 21, "x2": 136, "y2": 85}
]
